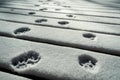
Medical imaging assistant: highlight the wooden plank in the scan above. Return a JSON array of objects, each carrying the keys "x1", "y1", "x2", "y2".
[
  {"x1": 0, "y1": 36, "x2": 120, "y2": 80},
  {"x1": 0, "y1": 7, "x2": 120, "y2": 24},
  {"x1": 0, "y1": 71, "x2": 31, "y2": 80},
  {"x1": 0, "y1": 20, "x2": 120, "y2": 56},
  {"x1": 0, "y1": 12, "x2": 120, "y2": 35}
]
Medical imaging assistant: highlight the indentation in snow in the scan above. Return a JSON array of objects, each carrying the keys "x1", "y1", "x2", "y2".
[
  {"x1": 66, "y1": 14, "x2": 73, "y2": 17},
  {"x1": 83, "y1": 33, "x2": 96, "y2": 40},
  {"x1": 28, "y1": 12, "x2": 36, "y2": 15},
  {"x1": 14, "y1": 27, "x2": 30, "y2": 35},
  {"x1": 58, "y1": 21, "x2": 69, "y2": 25},
  {"x1": 78, "y1": 54, "x2": 99, "y2": 73},
  {"x1": 39, "y1": 8, "x2": 47, "y2": 11},
  {"x1": 11, "y1": 51, "x2": 40, "y2": 70},
  {"x1": 35, "y1": 19, "x2": 48, "y2": 23}
]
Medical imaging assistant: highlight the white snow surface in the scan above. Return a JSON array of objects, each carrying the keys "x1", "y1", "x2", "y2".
[{"x1": 0, "y1": 36, "x2": 120, "y2": 80}]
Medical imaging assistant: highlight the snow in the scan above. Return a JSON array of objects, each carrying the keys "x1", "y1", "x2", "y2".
[
  {"x1": 0, "y1": 0, "x2": 120, "y2": 80},
  {"x1": 0, "y1": 71, "x2": 30, "y2": 80},
  {"x1": 0, "y1": 21, "x2": 120, "y2": 56},
  {"x1": 0, "y1": 36, "x2": 120, "y2": 80}
]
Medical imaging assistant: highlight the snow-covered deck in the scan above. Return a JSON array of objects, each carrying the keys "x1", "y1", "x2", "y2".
[{"x1": 0, "y1": 0, "x2": 120, "y2": 80}]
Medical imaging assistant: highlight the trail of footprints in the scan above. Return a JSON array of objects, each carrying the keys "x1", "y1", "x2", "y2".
[
  {"x1": 11, "y1": 50, "x2": 98, "y2": 73},
  {"x1": 12, "y1": 26, "x2": 97, "y2": 71},
  {"x1": 1, "y1": 0, "x2": 119, "y2": 80},
  {"x1": 11, "y1": 50, "x2": 40, "y2": 69},
  {"x1": 13, "y1": 26, "x2": 97, "y2": 72},
  {"x1": 14, "y1": 27, "x2": 96, "y2": 40}
]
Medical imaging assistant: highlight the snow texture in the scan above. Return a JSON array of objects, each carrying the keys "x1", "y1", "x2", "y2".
[
  {"x1": 0, "y1": 0, "x2": 120, "y2": 80},
  {"x1": 0, "y1": 21, "x2": 120, "y2": 56},
  {"x1": 0, "y1": 37, "x2": 120, "y2": 80},
  {"x1": 0, "y1": 71, "x2": 30, "y2": 80}
]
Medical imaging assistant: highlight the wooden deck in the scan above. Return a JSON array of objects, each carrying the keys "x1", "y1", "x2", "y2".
[{"x1": 0, "y1": 0, "x2": 120, "y2": 80}]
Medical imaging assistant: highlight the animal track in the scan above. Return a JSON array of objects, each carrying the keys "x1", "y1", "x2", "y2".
[
  {"x1": 28, "y1": 12, "x2": 36, "y2": 15},
  {"x1": 55, "y1": 8, "x2": 61, "y2": 11},
  {"x1": 35, "y1": 19, "x2": 47, "y2": 23},
  {"x1": 58, "y1": 21, "x2": 69, "y2": 25},
  {"x1": 11, "y1": 51, "x2": 40, "y2": 69},
  {"x1": 83, "y1": 33, "x2": 96, "y2": 40},
  {"x1": 39, "y1": 8, "x2": 47, "y2": 11},
  {"x1": 66, "y1": 14, "x2": 73, "y2": 17},
  {"x1": 14, "y1": 27, "x2": 30, "y2": 35},
  {"x1": 63, "y1": 5, "x2": 71, "y2": 8},
  {"x1": 78, "y1": 54, "x2": 99, "y2": 73}
]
